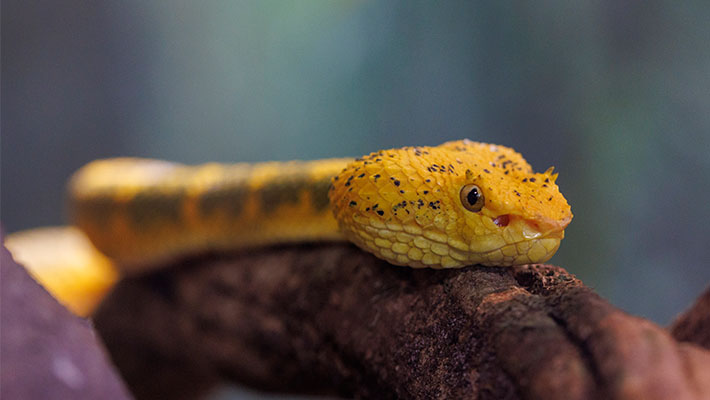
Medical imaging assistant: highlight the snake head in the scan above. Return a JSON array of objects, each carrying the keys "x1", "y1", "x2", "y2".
[{"x1": 329, "y1": 139, "x2": 572, "y2": 269}]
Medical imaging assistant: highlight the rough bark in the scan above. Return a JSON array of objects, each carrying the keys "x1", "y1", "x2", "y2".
[
  {"x1": 671, "y1": 287, "x2": 710, "y2": 350},
  {"x1": 93, "y1": 243, "x2": 710, "y2": 400},
  {"x1": 0, "y1": 236, "x2": 132, "y2": 400}
]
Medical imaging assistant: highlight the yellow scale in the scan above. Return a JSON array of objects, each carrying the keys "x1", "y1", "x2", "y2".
[{"x1": 6, "y1": 140, "x2": 572, "y2": 316}]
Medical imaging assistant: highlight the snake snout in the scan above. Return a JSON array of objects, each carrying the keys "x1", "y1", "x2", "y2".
[
  {"x1": 501, "y1": 214, "x2": 568, "y2": 241},
  {"x1": 524, "y1": 215, "x2": 570, "y2": 238}
]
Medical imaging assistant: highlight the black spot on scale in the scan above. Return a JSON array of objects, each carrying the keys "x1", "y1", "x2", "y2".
[
  {"x1": 374, "y1": 174, "x2": 381, "y2": 181},
  {"x1": 529, "y1": 178, "x2": 536, "y2": 182},
  {"x1": 483, "y1": 169, "x2": 490, "y2": 174},
  {"x1": 545, "y1": 178, "x2": 550, "y2": 183},
  {"x1": 522, "y1": 178, "x2": 528, "y2": 182},
  {"x1": 349, "y1": 201, "x2": 357, "y2": 207},
  {"x1": 376, "y1": 210, "x2": 384, "y2": 216},
  {"x1": 358, "y1": 173, "x2": 365, "y2": 178},
  {"x1": 393, "y1": 179, "x2": 400, "y2": 186},
  {"x1": 399, "y1": 190, "x2": 404, "y2": 194},
  {"x1": 392, "y1": 200, "x2": 408, "y2": 212}
]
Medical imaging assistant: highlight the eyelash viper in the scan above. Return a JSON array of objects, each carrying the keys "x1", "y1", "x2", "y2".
[{"x1": 67, "y1": 139, "x2": 573, "y2": 274}]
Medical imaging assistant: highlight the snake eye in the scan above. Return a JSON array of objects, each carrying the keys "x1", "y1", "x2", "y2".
[{"x1": 460, "y1": 184, "x2": 485, "y2": 212}]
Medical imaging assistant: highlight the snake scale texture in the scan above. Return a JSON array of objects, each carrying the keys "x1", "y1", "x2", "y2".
[{"x1": 69, "y1": 139, "x2": 573, "y2": 273}]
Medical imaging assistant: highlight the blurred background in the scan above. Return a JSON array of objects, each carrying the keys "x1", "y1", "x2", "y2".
[{"x1": 3, "y1": 0, "x2": 709, "y2": 331}]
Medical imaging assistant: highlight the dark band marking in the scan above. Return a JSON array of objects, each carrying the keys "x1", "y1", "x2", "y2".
[
  {"x1": 259, "y1": 173, "x2": 332, "y2": 214},
  {"x1": 128, "y1": 189, "x2": 184, "y2": 228},
  {"x1": 74, "y1": 195, "x2": 118, "y2": 225},
  {"x1": 259, "y1": 175, "x2": 307, "y2": 213},
  {"x1": 310, "y1": 176, "x2": 333, "y2": 212},
  {"x1": 200, "y1": 183, "x2": 250, "y2": 218}
]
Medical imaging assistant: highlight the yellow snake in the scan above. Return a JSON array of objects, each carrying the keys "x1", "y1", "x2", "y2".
[{"x1": 7, "y1": 139, "x2": 572, "y2": 314}]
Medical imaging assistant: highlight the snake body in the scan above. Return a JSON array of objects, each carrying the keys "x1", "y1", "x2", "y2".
[{"x1": 69, "y1": 139, "x2": 572, "y2": 273}]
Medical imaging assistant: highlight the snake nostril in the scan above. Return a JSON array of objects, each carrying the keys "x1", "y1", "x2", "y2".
[{"x1": 493, "y1": 214, "x2": 510, "y2": 227}]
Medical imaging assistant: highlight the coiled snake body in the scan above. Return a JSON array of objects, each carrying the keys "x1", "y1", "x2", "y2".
[{"x1": 69, "y1": 139, "x2": 572, "y2": 274}]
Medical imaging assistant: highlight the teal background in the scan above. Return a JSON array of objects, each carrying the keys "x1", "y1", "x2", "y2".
[{"x1": 3, "y1": 1, "x2": 709, "y2": 330}]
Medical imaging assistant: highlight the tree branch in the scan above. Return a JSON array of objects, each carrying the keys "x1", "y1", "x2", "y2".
[
  {"x1": 93, "y1": 243, "x2": 710, "y2": 400},
  {"x1": 671, "y1": 287, "x2": 710, "y2": 350}
]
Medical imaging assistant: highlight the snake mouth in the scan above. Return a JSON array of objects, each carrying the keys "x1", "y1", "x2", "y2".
[
  {"x1": 493, "y1": 214, "x2": 511, "y2": 227},
  {"x1": 500, "y1": 212, "x2": 569, "y2": 239},
  {"x1": 493, "y1": 213, "x2": 565, "y2": 246}
]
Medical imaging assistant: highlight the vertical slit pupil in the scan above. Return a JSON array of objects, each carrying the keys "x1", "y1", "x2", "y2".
[{"x1": 467, "y1": 187, "x2": 480, "y2": 205}]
